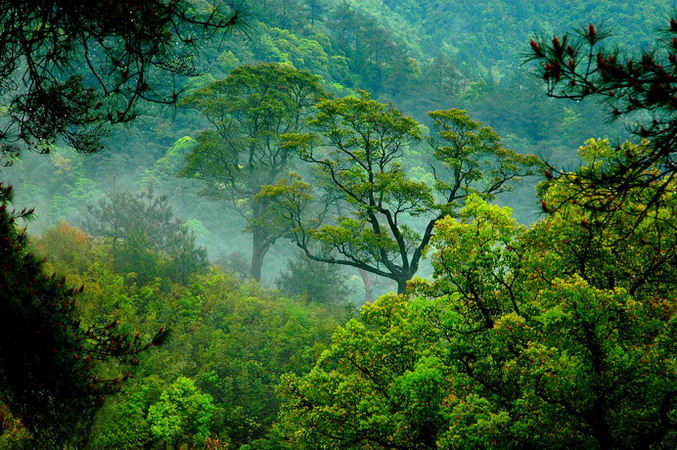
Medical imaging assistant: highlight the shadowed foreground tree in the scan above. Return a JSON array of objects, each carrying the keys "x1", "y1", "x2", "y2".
[
  {"x1": 526, "y1": 16, "x2": 676, "y2": 197},
  {"x1": 0, "y1": 0, "x2": 240, "y2": 159},
  {"x1": 0, "y1": 183, "x2": 167, "y2": 447},
  {"x1": 263, "y1": 93, "x2": 539, "y2": 293}
]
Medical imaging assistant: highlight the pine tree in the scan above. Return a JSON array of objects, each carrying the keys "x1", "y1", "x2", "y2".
[
  {"x1": 527, "y1": 16, "x2": 676, "y2": 195},
  {"x1": 0, "y1": 188, "x2": 166, "y2": 446}
]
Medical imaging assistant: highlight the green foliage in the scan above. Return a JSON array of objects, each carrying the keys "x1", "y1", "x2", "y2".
[
  {"x1": 144, "y1": 136, "x2": 198, "y2": 185},
  {"x1": 0, "y1": 184, "x2": 163, "y2": 448},
  {"x1": 33, "y1": 222, "x2": 95, "y2": 275},
  {"x1": 278, "y1": 293, "x2": 445, "y2": 448},
  {"x1": 29, "y1": 223, "x2": 350, "y2": 447},
  {"x1": 4, "y1": 2, "x2": 674, "y2": 448},
  {"x1": 380, "y1": 0, "x2": 671, "y2": 65},
  {"x1": 257, "y1": 28, "x2": 332, "y2": 80},
  {"x1": 87, "y1": 377, "x2": 162, "y2": 449},
  {"x1": 527, "y1": 14, "x2": 677, "y2": 192},
  {"x1": 84, "y1": 186, "x2": 208, "y2": 285},
  {"x1": 147, "y1": 377, "x2": 215, "y2": 446},
  {"x1": 85, "y1": 267, "x2": 347, "y2": 447},
  {"x1": 267, "y1": 93, "x2": 538, "y2": 293},
  {"x1": 6, "y1": 0, "x2": 661, "y2": 268},
  {"x1": 278, "y1": 140, "x2": 676, "y2": 448},
  {"x1": 322, "y1": 2, "x2": 422, "y2": 96},
  {"x1": 427, "y1": 108, "x2": 541, "y2": 210}
]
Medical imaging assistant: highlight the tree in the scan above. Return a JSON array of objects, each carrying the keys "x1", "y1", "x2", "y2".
[
  {"x1": 277, "y1": 140, "x2": 676, "y2": 448},
  {"x1": 0, "y1": 0, "x2": 240, "y2": 159},
  {"x1": 526, "y1": 16, "x2": 676, "y2": 194},
  {"x1": 265, "y1": 92, "x2": 539, "y2": 293},
  {"x1": 178, "y1": 63, "x2": 327, "y2": 281},
  {"x1": 84, "y1": 186, "x2": 208, "y2": 285},
  {"x1": 0, "y1": 183, "x2": 167, "y2": 447},
  {"x1": 147, "y1": 377, "x2": 215, "y2": 447}
]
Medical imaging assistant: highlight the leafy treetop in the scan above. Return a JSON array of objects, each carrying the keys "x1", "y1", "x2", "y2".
[{"x1": 264, "y1": 92, "x2": 539, "y2": 293}]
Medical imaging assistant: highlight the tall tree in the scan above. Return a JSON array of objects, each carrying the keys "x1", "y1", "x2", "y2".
[
  {"x1": 264, "y1": 93, "x2": 539, "y2": 293},
  {"x1": 179, "y1": 63, "x2": 327, "y2": 281}
]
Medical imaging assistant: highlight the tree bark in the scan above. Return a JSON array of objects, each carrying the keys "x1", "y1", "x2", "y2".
[
  {"x1": 358, "y1": 268, "x2": 374, "y2": 304},
  {"x1": 396, "y1": 277, "x2": 407, "y2": 295},
  {"x1": 250, "y1": 226, "x2": 270, "y2": 282}
]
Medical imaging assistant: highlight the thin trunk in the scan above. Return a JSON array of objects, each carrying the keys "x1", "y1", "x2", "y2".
[{"x1": 358, "y1": 268, "x2": 374, "y2": 304}]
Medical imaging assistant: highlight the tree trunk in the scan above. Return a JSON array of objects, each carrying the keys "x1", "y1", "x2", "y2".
[
  {"x1": 589, "y1": 399, "x2": 617, "y2": 449},
  {"x1": 250, "y1": 226, "x2": 270, "y2": 282},
  {"x1": 358, "y1": 269, "x2": 374, "y2": 304},
  {"x1": 396, "y1": 278, "x2": 407, "y2": 295}
]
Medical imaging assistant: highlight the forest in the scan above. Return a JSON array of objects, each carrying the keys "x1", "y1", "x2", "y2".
[{"x1": 0, "y1": 0, "x2": 674, "y2": 448}]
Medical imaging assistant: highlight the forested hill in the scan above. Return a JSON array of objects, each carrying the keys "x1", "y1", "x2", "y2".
[
  {"x1": 376, "y1": 0, "x2": 671, "y2": 58},
  {"x1": 0, "y1": 1, "x2": 675, "y2": 448},
  {"x1": 3, "y1": 0, "x2": 671, "y2": 281},
  {"x1": 239, "y1": 0, "x2": 673, "y2": 93}
]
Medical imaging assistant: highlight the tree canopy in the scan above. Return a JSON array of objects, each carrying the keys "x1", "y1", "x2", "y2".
[
  {"x1": 278, "y1": 139, "x2": 676, "y2": 449},
  {"x1": 85, "y1": 186, "x2": 208, "y2": 285},
  {"x1": 265, "y1": 92, "x2": 539, "y2": 293},
  {"x1": 179, "y1": 63, "x2": 327, "y2": 281},
  {"x1": 1, "y1": 2, "x2": 675, "y2": 448}
]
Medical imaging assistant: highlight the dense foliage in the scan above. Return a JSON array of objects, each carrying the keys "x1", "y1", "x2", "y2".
[
  {"x1": 23, "y1": 221, "x2": 349, "y2": 448},
  {"x1": 0, "y1": 0, "x2": 238, "y2": 445},
  {"x1": 276, "y1": 252, "x2": 355, "y2": 304},
  {"x1": 7, "y1": 0, "x2": 661, "y2": 234},
  {"x1": 1, "y1": 1, "x2": 674, "y2": 449},
  {"x1": 84, "y1": 187, "x2": 208, "y2": 285},
  {"x1": 278, "y1": 140, "x2": 676, "y2": 448}
]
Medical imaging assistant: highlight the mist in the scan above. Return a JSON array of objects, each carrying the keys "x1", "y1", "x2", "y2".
[{"x1": 1, "y1": 1, "x2": 674, "y2": 448}]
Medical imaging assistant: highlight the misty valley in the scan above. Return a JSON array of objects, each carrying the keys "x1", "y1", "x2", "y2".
[{"x1": 0, "y1": 1, "x2": 675, "y2": 448}]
